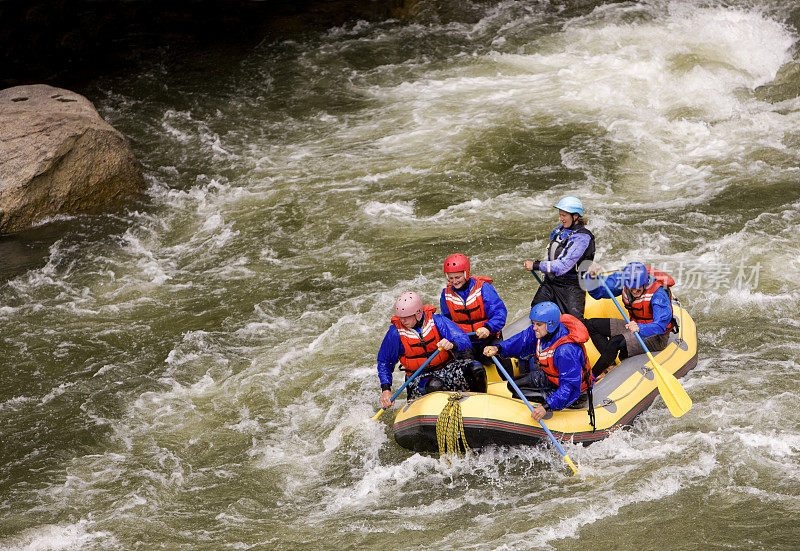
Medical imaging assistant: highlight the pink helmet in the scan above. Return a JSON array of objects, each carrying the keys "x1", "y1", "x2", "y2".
[
  {"x1": 443, "y1": 253, "x2": 470, "y2": 279},
  {"x1": 394, "y1": 291, "x2": 423, "y2": 321}
]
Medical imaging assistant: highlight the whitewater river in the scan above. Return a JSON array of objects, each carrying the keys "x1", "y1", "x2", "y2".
[{"x1": 2, "y1": 0, "x2": 800, "y2": 548}]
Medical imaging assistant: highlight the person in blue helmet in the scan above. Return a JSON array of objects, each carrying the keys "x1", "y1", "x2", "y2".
[
  {"x1": 483, "y1": 302, "x2": 594, "y2": 425},
  {"x1": 523, "y1": 196, "x2": 595, "y2": 320},
  {"x1": 583, "y1": 261, "x2": 676, "y2": 378}
]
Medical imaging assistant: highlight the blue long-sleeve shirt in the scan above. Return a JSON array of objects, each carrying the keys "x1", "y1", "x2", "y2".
[
  {"x1": 376, "y1": 314, "x2": 472, "y2": 388},
  {"x1": 537, "y1": 226, "x2": 592, "y2": 277},
  {"x1": 439, "y1": 278, "x2": 508, "y2": 336},
  {"x1": 585, "y1": 272, "x2": 673, "y2": 338},
  {"x1": 495, "y1": 323, "x2": 585, "y2": 411}
]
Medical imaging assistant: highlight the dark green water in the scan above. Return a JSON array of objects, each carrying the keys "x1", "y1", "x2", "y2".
[{"x1": 2, "y1": 0, "x2": 800, "y2": 549}]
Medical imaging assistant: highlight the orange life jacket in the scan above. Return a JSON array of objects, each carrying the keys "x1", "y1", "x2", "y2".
[
  {"x1": 535, "y1": 314, "x2": 593, "y2": 391},
  {"x1": 621, "y1": 266, "x2": 675, "y2": 332},
  {"x1": 391, "y1": 305, "x2": 451, "y2": 374},
  {"x1": 443, "y1": 276, "x2": 493, "y2": 334}
]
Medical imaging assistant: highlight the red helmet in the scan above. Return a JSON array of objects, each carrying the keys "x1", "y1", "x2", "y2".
[
  {"x1": 394, "y1": 291, "x2": 423, "y2": 321},
  {"x1": 443, "y1": 253, "x2": 470, "y2": 279}
]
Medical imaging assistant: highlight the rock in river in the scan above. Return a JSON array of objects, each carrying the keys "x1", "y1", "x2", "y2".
[{"x1": 0, "y1": 84, "x2": 145, "y2": 234}]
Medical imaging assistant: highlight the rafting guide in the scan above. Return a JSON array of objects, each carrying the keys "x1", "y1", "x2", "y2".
[{"x1": 522, "y1": 196, "x2": 596, "y2": 319}]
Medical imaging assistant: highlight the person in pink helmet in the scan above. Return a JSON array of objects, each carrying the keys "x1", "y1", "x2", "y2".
[{"x1": 377, "y1": 291, "x2": 476, "y2": 410}]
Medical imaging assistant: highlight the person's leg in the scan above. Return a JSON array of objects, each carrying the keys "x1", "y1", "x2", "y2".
[
  {"x1": 624, "y1": 330, "x2": 669, "y2": 357},
  {"x1": 530, "y1": 282, "x2": 557, "y2": 308},
  {"x1": 584, "y1": 318, "x2": 614, "y2": 376},
  {"x1": 406, "y1": 373, "x2": 425, "y2": 399},
  {"x1": 592, "y1": 334, "x2": 627, "y2": 378},
  {"x1": 584, "y1": 317, "x2": 612, "y2": 337},
  {"x1": 456, "y1": 355, "x2": 487, "y2": 393},
  {"x1": 427, "y1": 359, "x2": 472, "y2": 393},
  {"x1": 508, "y1": 363, "x2": 558, "y2": 402},
  {"x1": 467, "y1": 361, "x2": 487, "y2": 393},
  {"x1": 559, "y1": 282, "x2": 587, "y2": 319}
]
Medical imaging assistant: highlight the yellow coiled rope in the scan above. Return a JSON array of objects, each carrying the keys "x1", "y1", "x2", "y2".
[{"x1": 436, "y1": 392, "x2": 470, "y2": 456}]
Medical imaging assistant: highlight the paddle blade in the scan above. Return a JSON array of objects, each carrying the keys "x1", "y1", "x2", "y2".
[
  {"x1": 652, "y1": 365, "x2": 692, "y2": 417},
  {"x1": 371, "y1": 408, "x2": 386, "y2": 421},
  {"x1": 564, "y1": 455, "x2": 579, "y2": 475}
]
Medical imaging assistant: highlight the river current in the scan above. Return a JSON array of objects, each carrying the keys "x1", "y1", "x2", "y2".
[{"x1": 2, "y1": 0, "x2": 800, "y2": 549}]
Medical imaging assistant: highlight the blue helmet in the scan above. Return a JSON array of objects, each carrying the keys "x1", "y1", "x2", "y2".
[
  {"x1": 529, "y1": 301, "x2": 561, "y2": 333},
  {"x1": 554, "y1": 196, "x2": 584, "y2": 216},
  {"x1": 622, "y1": 262, "x2": 649, "y2": 289}
]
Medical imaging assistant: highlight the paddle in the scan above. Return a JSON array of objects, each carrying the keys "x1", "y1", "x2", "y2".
[
  {"x1": 372, "y1": 349, "x2": 442, "y2": 420},
  {"x1": 598, "y1": 278, "x2": 692, "y2": 418},
  {"x1": 531, "y1": 270, "x2": 544, "y2": 286},
  {"x1": 490, "y1": 356, "x2": 578, "y2": 474}
]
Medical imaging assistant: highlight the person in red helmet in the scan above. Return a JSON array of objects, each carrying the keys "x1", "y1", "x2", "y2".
[
  {"x1": 377, "y1": 291, "x2": 477, "y2": 410},
  {"x1": 440, "y1": 253, "x2": 508, "y2": 391}
]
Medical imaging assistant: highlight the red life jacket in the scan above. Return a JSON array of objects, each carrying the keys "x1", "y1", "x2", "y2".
[
  {"x1": 535, "y1": 314, "x2": 594, "y2": 391},
  {"x1": 443, "y1": 276, "x2": 493, "y2": 334},
  {"x1": 391, "y1": 305, "x2": 451, "y2": 374},
  {"x1": 621, "y1": 266, "x2": 675, "y2": 332}
]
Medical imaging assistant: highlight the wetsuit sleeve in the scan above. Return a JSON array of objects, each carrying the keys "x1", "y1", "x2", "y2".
[
  {"x1": 587, "y1": 272, "x2": 624, "y2": 301},
  {"x1": 481, "y1": 283, "x2": 508, "y2": 334},
  {"x1": 636, "y1": 286, "x2": 673, "y2": 338},
  {"x1": 440, "y1": 289, "x2": 452, "y2": 320},
  {"x1": 541, "y1": 232, "x2": 592, "y2": 277},
  {"x1": 377, "y1": 326, "x2": 401, "y2": 388},
  {"x1": 496, "y1": 326, "x2": 538, "y2": 358},
  {"x1": 545, "y1": 343, "x2": 585, "y2": 411},
  {"x1": 434, "y1": 315, "x2": 472, "y2": 352}
]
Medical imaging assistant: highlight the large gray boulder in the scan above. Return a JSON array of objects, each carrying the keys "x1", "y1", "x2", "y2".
[{"x1": 0, "y1": 84, "x2": 145, "y2": 234}]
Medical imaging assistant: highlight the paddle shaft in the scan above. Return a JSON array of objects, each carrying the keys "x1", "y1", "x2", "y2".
[
  {"x1": 372, "y1": 349, "x2": 441, "y2": 420},
  {"x1": 490, "y1": 356, "x2": 578, "y2": 474}
]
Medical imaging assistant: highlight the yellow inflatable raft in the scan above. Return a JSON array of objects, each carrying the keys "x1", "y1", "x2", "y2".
[{"x1": 393, "y1": 295, "x2": 697, "y2": 452}]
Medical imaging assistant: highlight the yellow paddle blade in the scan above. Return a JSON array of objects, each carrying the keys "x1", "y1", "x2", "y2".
[
  {"x1": 649, "y1": 358, "x2": 692, "y2": 417},
  {"x1": 564, "y1": 455, "x2": 579, "y2": 475},
  {"x1": 371, "y1": 408, "x2": 386, "y2": 421}
]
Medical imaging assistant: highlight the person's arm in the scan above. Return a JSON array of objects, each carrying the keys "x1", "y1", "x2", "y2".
[
  {"x1": 480, "y1": 283, "x2": 508, "y2": 334},
  {"x1": 544, "y1": 344, "x2": 585, "y2": 411},
  {"x1": 439, "y1": 289, "x2": 452, "y2": 320},
  {"x1": 586, "y1": 272, "x2": 623, "y2": 300},
  {"x1": 376, "y1": 326, "x2": 401, "y2": 390},
  {"x1": 494, "y1": 326, "x2": 538, "y2": 358},
  {"x1": 434, "y1": 315, "x2": 472, "y2": 351},
  {"x1": 635, "y1": 287, "x2": 673, "y2": 338},
  {"x1": 540, "y1": 232, "x2": 592, "y2": 276}
]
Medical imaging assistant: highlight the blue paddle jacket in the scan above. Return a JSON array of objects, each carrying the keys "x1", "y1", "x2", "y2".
[
  {"x1": 495, "y1": 323, "x2": 585, "y2": 411},
  {"x1": 585, "y1": 272, "x2": 672, "y2": 339},
  {"x1": 439, "y1": 277, "x2": 508, "y2": 337},
  {"x1": 377, "y1": 314, "x2": 471, "y2": 389}
]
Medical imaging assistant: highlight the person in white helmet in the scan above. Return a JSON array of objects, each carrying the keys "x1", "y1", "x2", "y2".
[
  {"x1": 522, "y1": 196, "x2": 595, "y2": 319},
  {"x1": 377, "y1": 291, "x2": 477, "y2": 410}
]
